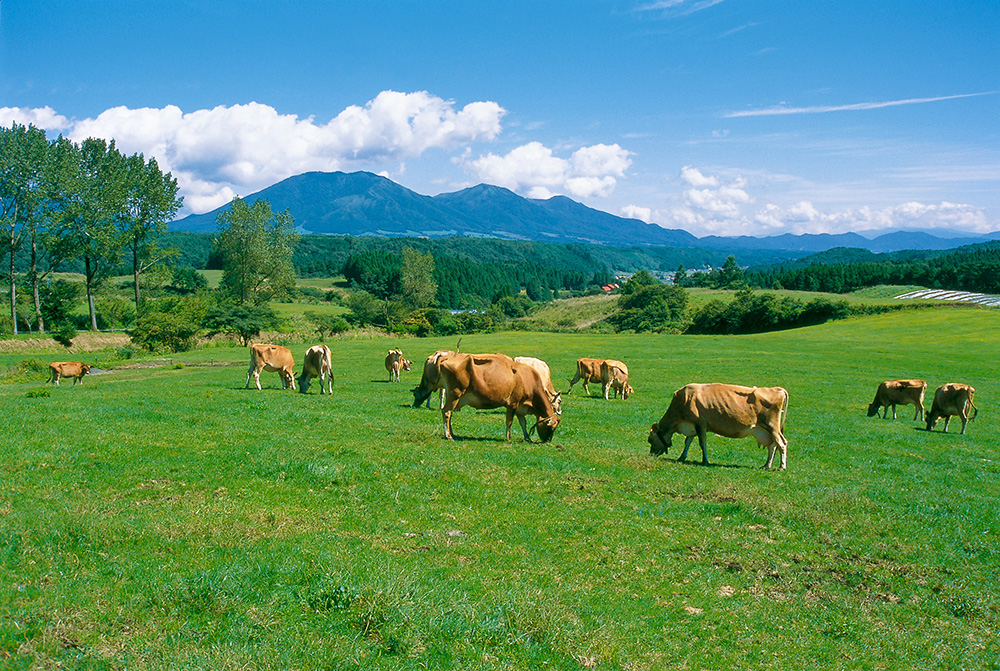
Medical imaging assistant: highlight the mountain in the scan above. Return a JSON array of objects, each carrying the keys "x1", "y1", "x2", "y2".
[{"x1": 170, "y1": 170, "x2": 998, "y2": 254}]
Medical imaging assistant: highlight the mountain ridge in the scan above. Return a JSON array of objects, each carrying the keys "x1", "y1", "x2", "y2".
[{"x1": 170, "y1": 170, "x2": 998, "y2": 254}]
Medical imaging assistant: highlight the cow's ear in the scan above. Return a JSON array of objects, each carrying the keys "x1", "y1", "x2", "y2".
[{"x1": 747, "y1": 389, "x2": 758, "y2": 404}]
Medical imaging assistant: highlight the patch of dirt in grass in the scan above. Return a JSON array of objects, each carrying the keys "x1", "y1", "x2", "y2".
[{"x1": 0, "y1": 332, "x2": 130, "y2": 352}]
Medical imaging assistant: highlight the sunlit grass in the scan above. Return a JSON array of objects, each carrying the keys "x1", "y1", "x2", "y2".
[{"x1": 1, "y1": 308, "x2": 998, "y2": 668}]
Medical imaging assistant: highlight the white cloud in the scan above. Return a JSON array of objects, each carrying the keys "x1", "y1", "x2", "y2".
[
  {"x1": 621, "y1": 205, "x2": 653, "y2": 222},
  {"x1": 725, "y1": 92, "x2": 995, "y2": 118},
  {"x1": 464, "y1": 142, "x2": 632, "y2": 200},
  {"x1": 0, "y1": 105, "x2": 72, "y2": 131},
  {"x1": 4, "y1": 92, "x2": 506, "y2": 213},
  {"x1": 650, "y1": 167, "x2": 994, "y2": 236}
]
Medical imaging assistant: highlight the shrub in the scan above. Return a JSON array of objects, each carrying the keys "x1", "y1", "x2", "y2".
[
  {"x1": 53, "y1": 323, "x2": 77, "y2": 348},
  {"x1": 131, "y1": 312, "x2": 200, "y2": 352}
]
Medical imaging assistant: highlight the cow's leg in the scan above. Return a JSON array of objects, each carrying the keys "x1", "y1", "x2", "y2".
[
  {"x1": 891, "y1": 404, "x2": 897, "y2": 420},
  {"x1": 912, "y1": 404, "x2": 921, "y2": 421},
  {"x1": 942, "y1": 416, "x2": 951, "y2": 433},
  {"x1": 582, "y1": 381, "x2": 590, "y2": 396},
  {"x1": 505, "y1": 408, "x2": 515, "y2": 441},
  {"x1": 880, "y1": 406, "x2": 888, "y2": 419},
  {"x1": 679, "y1": 435, "x2": 695, "y2": 462},
  {"x1": 518, "y1": 415, "x2": 531, "y2": 441},
  {"x1": 53, "y1": 373, "x2": 61, "y2": 386},
  {"x1": 697, "y1": 426, "x2": 710, "y2": 466},
  {"x1": 602, "y1": 382, "x2": 611, "y2": 400},
  {"x1": 959, "y1": 411, "x2": 969, "y2": 435}
]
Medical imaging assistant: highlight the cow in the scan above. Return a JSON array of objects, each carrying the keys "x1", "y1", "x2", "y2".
[
  {"x1": 867, "y1": 379, "x2": 926, "y2": 420},
  {"x1": 412, "y1": 349, "x2": 461, "y2": 409},
  {"x1": 925, "y1": 383, "x2": 978, "y2": 434},
  {"x1": 245, "y1": 344, "x2": 296, "y2": 391},
  {"x1": 567, "y1": 357, "x2": 608, "y2": 396},
  {"x1": 297, "y1": 344, "x2": 334, "y2": 394},
  {"x1": 48, "y1": 361, "x2": 91, "y2": 386},
  {"x1": 648, "y1": 383, "x2": 790, "y2": 470},
  {"x1": 600, "y1": 359, "x2": 633, "y2": 400},
  {"x1": 513, "y1": 356, "x2": 562, "y2": 414},
  {"x1": 385, "y1": 349, "x2": 410, "y2": 382},
  {"x1": 439, "y1": 353, "x2": 561, "y2": 443}
]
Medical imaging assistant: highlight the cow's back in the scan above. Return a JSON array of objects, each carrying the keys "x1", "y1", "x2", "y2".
[{"x1": 669, "y1": 383, "x2": 760, "y2": 436}]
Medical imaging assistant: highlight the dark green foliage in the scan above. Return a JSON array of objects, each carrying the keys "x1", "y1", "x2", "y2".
[
  {"x1": 203, "y1": 304, "x2": 279, "y2": 346},
  {"x1": 493, "y1": 294, "x2": 535, "y2": 318},
  {"x1": 607, "y1": 272, "x2": 687, "y2": 332},
  {"x1": 40, "y1": 280, "x2": 83, "y2": 330},
  {"x1": 688, "y1": 287, "x2": 879, "y2": 334},
  {"x1": 305, "y1": 312, "x2": 351, "y2": 340},
  {"x1": 170, "y1": 266, "x2": 209, "y2": 294},
  {"x1": 130, "y1": 311, "x2": 200, "y2": 352},
  {"x1": 342, "y1": 251, "x2": 402, "y2": 299},
  {"x1": 747, "y1": 242, "x2": 1000, "y2": 294},
  {"x1": 53, "y1": 323, "x2": 77, "y2": 348}
]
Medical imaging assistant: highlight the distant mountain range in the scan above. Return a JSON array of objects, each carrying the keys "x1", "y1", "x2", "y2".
[{"x1": 170, "y1": 171, "x2": 1000, "y2": 255}]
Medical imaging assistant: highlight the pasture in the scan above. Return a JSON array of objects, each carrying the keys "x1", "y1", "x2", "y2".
[{"x1": 1, "y1": 308, "x2": 998, "y2": 669}]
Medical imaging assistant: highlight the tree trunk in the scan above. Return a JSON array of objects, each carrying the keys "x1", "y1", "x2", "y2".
[
  {"x1": 132, "y1": 243, "x2": 142, "y2": 314},
  {"x1": 8, "y1": 246, "x2": 17, "y2": 336},
  {"x1": 85, "y1": 255, "x2": 98, "y2": 331},
  {"x1": 30, "y1": 234, "x2": 43, "y2": 332}
]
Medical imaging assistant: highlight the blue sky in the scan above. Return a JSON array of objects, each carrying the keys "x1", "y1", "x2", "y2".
[{"x1": 3, "y1": 0, "x2": 998, "y2": 237}]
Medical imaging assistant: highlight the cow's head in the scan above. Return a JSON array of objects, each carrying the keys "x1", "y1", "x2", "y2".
[
  {"x1": 282, "y1": 369, "x2": 297, "y2": 391},
  {"x1": 925, "y1": 413, "x2": 939, "y2": 432},
  {"x1": 648, "y1": 423, "x2": 671, "y2": 456},
  {"x1": 622, "y1": 384, "x2": 634, "y2": 400},
  {"x1": 549, "y1": 391, "x2": 563, "y2": 415},
  {"x1": 297, "y1": 372, "x2": 310, "y2": 394},
  {"x1": 412, "y1": 385, "x2": 432, "y2": 408},
  {"x1": 534, "y1": 415, "x2": 560, "y2": 443},
  {"x1": 81, "y1": 364, "x2": 92, "y2": 375},
  {"x1": 866, "y1": 402, "x2": 881, "y2": 417},
  {"x1": 402, "y1": 358, "x2": 412, "y2": 372}
]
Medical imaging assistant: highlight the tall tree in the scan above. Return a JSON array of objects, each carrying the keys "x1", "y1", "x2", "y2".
[
  {"x1": 214, "y1": 198, "x2": 298, "y2": 305},
  {"x1": 120, "y1": 153, "x2": 182, "y2": 312},
  {"x1": 51, "y1": 138, "x2": 128, "y2": 330},
  {"x1": 0, "y1": 123, "x2": 49, "y2": 334},
  {"x1": 400, "y1": 247, "x2": 437, "y2": 308}
]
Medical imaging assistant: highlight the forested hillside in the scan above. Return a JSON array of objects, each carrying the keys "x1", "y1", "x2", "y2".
[{"x1": 746, "y1": 242, "x2": 1000, "y2": 294}]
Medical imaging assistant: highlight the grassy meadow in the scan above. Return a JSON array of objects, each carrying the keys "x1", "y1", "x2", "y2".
[{"x1": 2, "y1": 307, "x2": 998, "y2": 669}]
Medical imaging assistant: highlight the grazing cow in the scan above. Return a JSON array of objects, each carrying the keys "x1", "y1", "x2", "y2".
[
  {"x1": 925, "y1": 383, "x2": 978, "y2": 434},
  {"x1": 600, "y1": 359, "x2": 633, "y2": 400},
  {"x1": 867, "y1": 379, "x2": 927, "y2": 420},
  {"x1": 439, "y1": 353, "x2": 561, "y2": 442},
  {"x1": 514, "y1": 356, "x2": 562, "y2": 414},
  {"x1": 385, "y1": 349, "x2": 410, "y2": 382},
  {"x1": 246, "y1": 344, "x2": 296, "y2": 390},
  {"x1": 412, "y1": 350, "x2": 462, "y2": 409},
  {"x1": 648, "y1": 383, "x2": 790, "y2": 470},
  {"x1": 48, "y1": 361, "x2": 91, "y2": 386},
  {"x1": 567, "y1": 357, "x2": 607, "y2": 396},
  {"x1": 298, "y1": 344, "x2": 334, "y2": 394}
]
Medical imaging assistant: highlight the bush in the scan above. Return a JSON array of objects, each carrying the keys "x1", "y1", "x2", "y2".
[
  {"x1": 131, "y1": 312, "x2": 200, "y2": 352},
  {"x1": 53, "y1": 323, "x2": 77, "y2": 348},
  {"x1": 203, "y1": 304, "x2": 279, "y2": 346},
  {"x1": 96, "y1": 296, "x2": 136, "y2": 330}
]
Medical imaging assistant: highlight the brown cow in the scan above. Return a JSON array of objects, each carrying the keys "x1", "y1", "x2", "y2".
[
  {"x1": 514, "y1": 356, "x2": 562, "y2": 414},
  {"x1": 48, "y1": 361, "x2": 91, "y2": 386},
  {"x1": 246, "y1": 344, "x2": 296, "y2": 390},
  {"x1": 867, "y1": 379, "x2": 926, "y2": 420},
  {"x1": 298, "y1": 344, "x2": 334, "y2": 394},
  {"x1": 600, "y1": 359, "x2": 633, "y2": 400},
  {"x1": 648, "y1": 383, "x2": 790, "y2": 470},
  {"x1": 925, "y1": 383, "x2": 978, "y2": 434},
  {"x1": 567, "y1": 357, "x2": 607, "y2": 396},
  {"x1": 385, "y1": 349, "x2": 411, "y2": 382},
  {"x1": 439, "y1": 353, "x2": 561, "y2": 442},
  {"x1": 412, "y1": 349, "x2": 461, "y2": 409}
]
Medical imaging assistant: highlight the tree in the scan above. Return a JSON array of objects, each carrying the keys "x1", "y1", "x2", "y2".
[
  {"x1": 608, "y1": 272, "x2": 688, "y2": 332},
  {"x1": 50, "y1": 137, "x2": 129, "y2": 331},
  {"x1": 718, "y1": 255, "x2": 745, "y2": 289},
  {"x1": 0, "y1": 123, "x2": 49, "y2": 334},
  {"x1": 400, "y1": 247, "x2": 437, "y2": 308},
  {"x1": 203, "y1": 303, "x2": 279, "y2": 346},
  {"x1": 120, "y1": 153, "x2": 182, "y2": 312},
  {"x1": 674, "y1": 263, "x2": 687, "y2": 287},
  {"x1": 214, "y1": 198, "x2": 298, "y2": 305}
]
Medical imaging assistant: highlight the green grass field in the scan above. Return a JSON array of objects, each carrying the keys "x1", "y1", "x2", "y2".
[{"x1": 2, "y1": 307, "x2": 998, "y2": 669}]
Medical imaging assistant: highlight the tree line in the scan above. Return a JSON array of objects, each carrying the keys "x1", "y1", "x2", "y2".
[{"x1": 1, "y1": 123, "x2": 181, "y2": 334}]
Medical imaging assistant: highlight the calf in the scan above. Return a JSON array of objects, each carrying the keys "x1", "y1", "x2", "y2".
[
  {"x1": 925, "y1": 383, "x2": 977, "y2": 434},
  {"x1": 600, "y1": 359, "x2": 633, "y2": 400},
  {"x1": 385, "y1": 349, "x2": 410, "y2": 382}
]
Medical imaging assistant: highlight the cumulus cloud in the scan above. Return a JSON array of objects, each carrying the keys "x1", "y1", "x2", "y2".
[
  {"x1": 621, "y1": 205, "x2": 653, "y2": 222},
  {"x1": 655, "y1": 166, "x2": 992, "y2": 236},
  {"x1": 463, "y1": 142, "x2": 632, "y2": 200},
  {"x1": 4, "y1": 92, "x2": 506, "y2": 213}
]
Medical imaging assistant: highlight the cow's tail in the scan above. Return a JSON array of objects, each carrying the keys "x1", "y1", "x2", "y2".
[
  {"x1": 969, "y1": 396, "x2": 979, "y2": 423},
  {"x1": 455, "y1": 337, "x2": 462, "y2": 353},
  {"x1": 780, "y1": 388, "x2": 789, "y2": 431}
]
